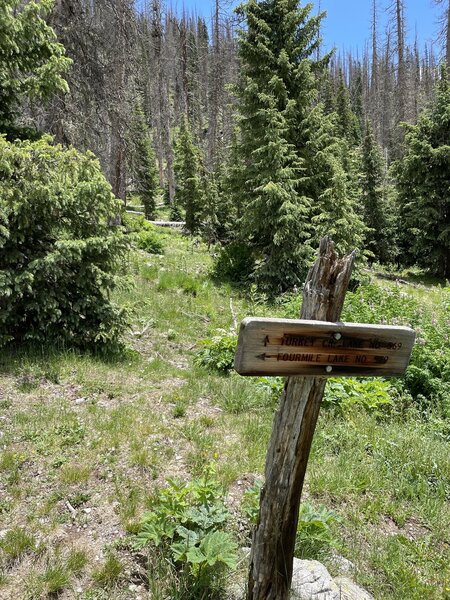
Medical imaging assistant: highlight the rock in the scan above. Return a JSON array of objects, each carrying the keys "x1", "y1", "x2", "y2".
[
  {"x1": 291, "y1": 559, "x2": 340, "y2": 599},
  {"x1": 330, "y1": 551, "x2": 354, "y2": 575},
  {"x1": 334, "y1": 576, "x2": 374, "y2": 600}
]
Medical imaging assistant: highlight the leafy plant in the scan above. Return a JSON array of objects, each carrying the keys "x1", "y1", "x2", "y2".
[
  {"x1": 295, "y1": 502, "x2": 339, "y2": 559},
  {"x1": 137, "y1": 230, "x2": 164, "y2": 254},
  {"x1": 122, "y1": 212, "x2": 148, "y2": 233},
  {"x1": 133, "y1": 467, "x2": 237, "y2": 597},
  {"x1": 255, "y1": 376, "x2": 285, "y2": 403},
  {"x1": 242, "y1": 479, "x2": 264, "y2": 524},
  {"x1": 194, "y1": 331, "x2": 237, "y2": 374},
  {"x1": 213, "y1": 242, "x2": 254, "y2": 284},
  {"x1": 284, "y1": 282, "x2": 450, "y2": 415},
  {"x1": 324, "y1": 378, "x2": 394, "y2": 415}
]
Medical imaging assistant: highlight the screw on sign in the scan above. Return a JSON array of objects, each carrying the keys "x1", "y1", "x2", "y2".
[{"x1": 234, "y1": 238, "x2": 415, "y2": 600}]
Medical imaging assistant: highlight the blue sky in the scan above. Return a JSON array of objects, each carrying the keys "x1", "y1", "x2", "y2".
[{"x1": 172, "y1": 0, "x2": 443, "y2": 54}]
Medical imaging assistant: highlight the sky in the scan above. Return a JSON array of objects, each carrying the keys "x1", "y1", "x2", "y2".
[{"x1": 171, "y1": 0, "x2": 443, "y2": 55}]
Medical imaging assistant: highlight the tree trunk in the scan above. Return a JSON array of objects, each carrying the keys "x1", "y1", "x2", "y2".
[
  {"x1": 247, "y1": 237, "x2": 356, "y2": 600},
  {"x1": 446, "y1": 0, "x2": 450, "y2": 71}
]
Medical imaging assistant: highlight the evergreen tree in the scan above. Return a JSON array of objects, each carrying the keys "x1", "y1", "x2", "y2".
[
  {"x1": 129, "y1": 104, "x2": 159, "y2": 219},
  {"x1": 234, "y1": 0, "x2": 365, "y2": 293},
  {"x1": 395, "y1": 67, "x2": 450, "y2": 277},
  {"x1": 0, "y1": 0, "x2": 71, "y2": 136},
  {"x1": 335, "y1": 69, "x2": 361, "y2": 145},
  {"x1": 173, "y1": 117, "x2": 204, "y2": 233},
  {"x1": 222, "y1": 126, "x2": 246, "y2": 230},
  {"x1": 361, "y1": 120, "x2": 395, "y2": 264}
]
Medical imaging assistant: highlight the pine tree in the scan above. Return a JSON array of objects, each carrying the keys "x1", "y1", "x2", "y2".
[
  {"x1": 361, "y1": 120, "x2": 395, "y2": 264},
  {"x1": 0, "y1": 0, "x2": 71, "y2": 137},
  {"x1": 335, "y1": 69, "x2": 361, "y2": 145},
  {"x1": 129, "y1": 104, "x2": 159, "y2": 219},
  {"x1": 173, "y1": 117, "x2": 204, "y2": 234},
  {"x1": 395, "y1": 67, "x2": 450, "y2": 277},
  {"x1": 234, "y1": 0, "x2": 365, "y2": 294}
]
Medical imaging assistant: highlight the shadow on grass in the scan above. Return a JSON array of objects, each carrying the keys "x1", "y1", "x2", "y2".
[{"x1": 0, "y1": 342, "x2": 139, "y2": 377}]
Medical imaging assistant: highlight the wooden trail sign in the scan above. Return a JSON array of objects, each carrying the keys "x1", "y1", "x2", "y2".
[
  {"x1": 240, "y1": 238, "x2": 415, "y2": 600},
  {"x1": 235, "y1": 318, "x2": 415, "y2": 378}
]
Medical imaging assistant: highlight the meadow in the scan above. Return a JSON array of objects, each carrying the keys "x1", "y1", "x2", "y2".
[{"x1": 0, "y1": 225, "x2": 449, "y2": 599}]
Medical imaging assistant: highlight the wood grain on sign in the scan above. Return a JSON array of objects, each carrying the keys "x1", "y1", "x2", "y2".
[{"x1": 234, "y1": 318, "x2": 415, "y2": 377}]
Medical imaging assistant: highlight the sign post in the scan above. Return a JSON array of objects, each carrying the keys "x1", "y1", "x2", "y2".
[{"x1": 237, "y1": 238, "x2": 415, "y2": 600}]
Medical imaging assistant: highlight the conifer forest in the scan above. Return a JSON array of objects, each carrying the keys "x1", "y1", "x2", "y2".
[
  {"x1": 4, "y1": 0, "x2": 450, "y2": 290},
  {"x1": 0, "y1": 0, "x2": 450, "y2": 599}
]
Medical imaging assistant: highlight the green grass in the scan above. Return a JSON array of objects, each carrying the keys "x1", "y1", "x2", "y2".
[
  {"x1": 92, "y1": 552, "x2": 124, "y2": 587},
  {"x1": 0, "y1": 229, "x2": 449, "y2": 598},
  {"x1": 0, "y1": 528, "x2": 36, "y2": 562}
]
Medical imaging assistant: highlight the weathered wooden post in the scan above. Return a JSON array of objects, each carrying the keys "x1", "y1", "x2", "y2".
[{"x1": 234, "y1": 237, "x2": 415, "y2": 600}]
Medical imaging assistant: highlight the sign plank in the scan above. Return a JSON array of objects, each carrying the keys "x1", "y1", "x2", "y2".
[{"x1": 234, "y1": 318, "x2": 416, "y2": 377}]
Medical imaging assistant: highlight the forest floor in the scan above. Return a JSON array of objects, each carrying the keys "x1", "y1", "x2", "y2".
[{"x1": 0, "y1": 227, "x2": 449, "y2": 599}]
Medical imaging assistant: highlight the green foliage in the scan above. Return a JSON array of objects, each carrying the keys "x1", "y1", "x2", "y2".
[
  {"x1": 241, "y1": 479, "x2": 263, "y2": 524},
  {"x1": 121, "y1": 212, "x2": 147, "y2": 233},
  {"x1": 0, "y1": 0, "x2": 71, "y2": 136},
  {"x1": 295, "y1": 502, "x2": 339, "y2": 559},
  {"x1": 233, "y1": 0, "x2": 365, "y2": 294},
  {"x1": 284, "y1": 281, "x2": 450, "y2": 414},
  {"x1": 242, "y1": 483, "x2": 337, "y2": 559},
  {"x1": 254, "y1": 376, "x2": 284, "y2": 402},
  {"x1": 213, "y1": 242, "x2": 254, "y2": 284},
  {"x1": 137, "y1": 230, "x2": 164, "y2": 254},
  {"x1": 128, "y1": 103, "x2": 160, "y2": 219},
  {"x1": 134, "y1": 468, "x2": 237, "y2": 597},
  {"x1": 194, "y1": 331, "x2": 237, "y2": 374},
  {"x1": 335, "y1": 69, "x2": 361, "y2": 145},
  {"x1": 395, "y1": 68, "x2": 450, "y2": 277},
  {"x1": 343, "y1": 283, "x2": 450, "y2": 414},
  {"x1": 157, "y1": 271, "x2": 200, "y2": 295},
  {"x1": 324, "y1": 378, "x2": 394, "y2": 415},
  {"x1": 361, "y1": 120, "x2": 397, "y2": 265},
  {"x1": 174, "y1": 118, "x2": 204, "y2": 234},
  {"x1": 0, "y1": 136, "x2": 130, "y2": 349}
]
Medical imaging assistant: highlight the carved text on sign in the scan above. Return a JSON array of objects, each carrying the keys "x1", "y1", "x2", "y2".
[{"x1": 234, "y1": 318, "x2": 416, "y2": 377}]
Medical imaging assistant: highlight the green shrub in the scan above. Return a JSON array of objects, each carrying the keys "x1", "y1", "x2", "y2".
[
  {"x1": 194, "y1": 330, "x2": 238, "y2": 374},
  {"x1": 213, "y1": 242, "x2": 254, "y2": 284},
  {"x1": 324, "y1": 378, "x2": 394, "y2": 415},
  {"x1": 295, "y1": 502, "x2": 339, "y2": 559},
  {"x1": 134, "y1": 467, "x2": 237, "y2": 597},
  {"x1": 0, "y1": 137, "x2": 130, "y2": 349},
  {"x1": 122, "y1": 212, "x2": 147, "y2": 232},
  {"x1": 283, "y1": 282, "x2": 450, "y2": 415},
  {"x1": 137, "y1": 230, "x2": 164, "y2": 254}
]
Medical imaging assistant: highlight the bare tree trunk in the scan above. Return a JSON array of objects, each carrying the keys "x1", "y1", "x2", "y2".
[
  {"x1": 446, "y1": 0, "x2": 450, "y2": 69},
  {"x1": 370, "y1": 0, "x2": 380, "y2": 136},
  {"x1": 247, "y1": 237, "x2": 356, "y2": 600},
  {"x1": 207, "y1": 0, "x2": 221, "y2": 168},
  {"x1": 110, "y1": 0, "x2": 128, "y2": 202}
]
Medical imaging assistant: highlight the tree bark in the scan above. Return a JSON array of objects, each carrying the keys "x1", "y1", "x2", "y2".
[{"x1": 247, "y1": 237, "x2": 356, "y2": 600}]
